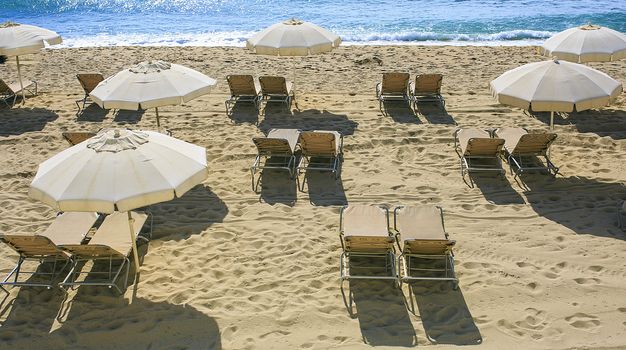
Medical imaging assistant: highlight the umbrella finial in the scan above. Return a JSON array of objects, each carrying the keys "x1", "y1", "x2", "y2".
[
  {"x1": 87, "y1": 129, "x2": 149, "y2": 152},
  {"x1": 552, "y1": 56, "x2": 560, "y2": 63},
  {"x1": 284, "y1": 18, "x2": 304, "y2": 25},
  {"x1": 0, "y1": 21, "x2": 20, "y2": 28},
  {"x1": 580, "y1": 23, "x2": 600, "y2": 30}
]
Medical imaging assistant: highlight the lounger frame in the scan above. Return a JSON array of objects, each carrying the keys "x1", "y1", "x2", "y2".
[
  {"x1": 393, "y1": 206, "x2": 457, "y2": 288},
  {"x1": 0, "y1": 79, "x2": 38, "y2": 107},
  {"x1": 500, "y1": 131, "x2": 559, "y2": 179},
  {"x1": 259, "y1": 76, "x2": 295, "y2": 113},
  {"x1": 75, "y1": 73, "x2": 104, "y2": 111},
  {"x1": 296, "y1": 133, "x2": 344, "y2": 181},
  {"x1": 224, "y1": 75, "x2": 261, "y2": 115},
  {"x1": 453, "y1": 129, "x2": 505, "y2": 185},
  {"x1": 0, "y1": 243, "x2": 70, "y2": 292},
  {"x1": 339, "y1": 206, "x2": 398, "y2": 282},
  {"x1": 59, "y1": 212, "x2": 152, "y2": 295},
  {"x1": 409, "y1": 74, "x2": 446, "y2": 111},
  {"x1": 251, "y1": 134, "x2": 300, "y2": 192},
  {"x1": 375, "y1": 73, "x2": 410, "y2": 115}
]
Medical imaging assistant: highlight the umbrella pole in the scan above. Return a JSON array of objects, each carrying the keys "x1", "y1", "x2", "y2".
[
  {"x1": 550, "y1": 111, "x2": 554, "y2": 130},
  {"x1": 16, "y1": 56, "x2": 25, "y2": 104},
  {"x1": 155, "y1": 107, "x2": 161, "y2": 130},
  {"x1": 127, "y1": 211, "x2": 141, "y2": 295}
]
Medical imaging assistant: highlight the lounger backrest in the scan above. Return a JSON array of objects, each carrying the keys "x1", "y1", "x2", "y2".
[
  {"x1": 1, "y1": 235, "x2": 68, "y2": 258},
  {"x1": 299, "y1": 131, "x2": 339, "y2": 157},
  {"x1": 253, "y1": 137, "x2": 293, "y2": 156},
  {"x1": 60, "y1": 244, "x2": 124, "y2": 258},
  {"x1": 465, "y1": 138, "x2": 504, "y2": 156},
  {"x1": 0, "y1": 79, "x2": 13, "y2": 94},
  {"x1": 395, "y1": 206, "x2": 453, "y2": 255},
  {"x1": 381, "y1": 73, "x2": 410, "y2": 94},
  {"x1": 512, "y1": 133, "x2": 557, "y2": 155},
  {"x1": 227, "y1": 75, "x2": 258, "y2": 96},
  {"x1": 342, "y1": 205, "x2": 392, "y2": 252},
  {"x1": 413, "y1": 74, "x2": 442, "y2": 95},
  {"x1": 259, "y1": 76, "x2": 288, "y2": 95},
  {"x1": 62, "y1": 132, "x2": 97, "y2": 146},
  {"x1": 76, "y1": 73, "x2": 104, "y2": 94}
]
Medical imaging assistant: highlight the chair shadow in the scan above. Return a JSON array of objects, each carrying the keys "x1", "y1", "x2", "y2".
[
  {"x1": 228, "y1": 102, "x2": 259, "y2": 125},
  {"x1": 113, "y1": 109, "x2": 145, "y2": 124},
  {"x1": 260, "y1": 109, "x2": 358, "y2": 136},
  {"x1": 569, "y1": 109, "x2": 626, "y2": 140},
  {"x1": 470, "y1": 172, "x2": 526, "y2": 205},
  {"x1": 342, "y1": 279, "x2": 417, "y2": 346},
  {"x1": 76, "y1": 104, "x2": 108, "y2": 122},
  {"x1": 381, "y1": 100, "x2": 421, "y2": 124},
  {"x1": 409, "y1": 281, "x2": 482, "y2": 345},
  {"x1": 300, "y1": 169, "x2": 347, "y2": 206},
  {"x1": 261, "y1": 101, "x2": 293, "y2": 117},
  {"x1": 0, "y1": 108, "x2": 58, "y2": 136},
  {"x1": 146, "y1": 185, "x2": 229, "y2": 241},
  {"x1": 414, "y1": 101, "x2": 456, "y2": 125},
  {"x1": 523, "y1": 175, "x2": 626, "y2": 238},
  {"x1": 258, "y1": 168, "x2": 298, "y2": 206}
]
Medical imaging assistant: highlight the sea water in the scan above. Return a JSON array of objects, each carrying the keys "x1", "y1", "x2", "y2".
[{"x1": 2, "y1": 0, "x2": 625, "y2": 47}]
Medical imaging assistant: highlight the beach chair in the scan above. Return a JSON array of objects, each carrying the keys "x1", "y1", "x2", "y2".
[
  {"x1": 393, "y1": 205, "x2": 457, "y2": 288},
  {"x1": 0, "y1": 212, "x2": 99, "y2": 291},
  {"x1": 251, "y1": 128, "x2": 301, "y2": 192},
  {"x1": 0, "y1": 78, "x2": 37, "y2": 106},
  {"x1": 225, "y1": 74, "x2": 261, "y2": 115},
  {"x1": 75, "y1": 73, "x2": 104, "y2": 110},
  {"x1": 259, "y1": 76, "x2": 295, "y2": 112},
  {"x1": 339, "y1": 205, "x2": 397, "y2": 282},
  {"x1": 59, "y1": 211, "x2": 151, "y2": 294},
  {"x1": 618, "y1": 201, "x2": 626, "y2": 231},
  {"x1": 375, "y1": 72, "x2": 410, "y2": 113},
  {"x1": 296, "y1": 130, "x2": 343, "y2": 182},
  {"x1": 494, "y1": 127, "x2": 559, "y2": 179},
  {"x1": 62, "y1": 132, "x2": 97, "y2": 146},
  {"x1": 409, "y1": 73, "x2": 445, "y2": 111},
  {"x1": 454, "y1": 128, "x2": 505, "y2": 183}
]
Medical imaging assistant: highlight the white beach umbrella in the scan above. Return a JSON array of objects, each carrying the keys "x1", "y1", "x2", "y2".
[
  {"x1": 246, "y1": 18, "x2": 341, "y2": 56},
  {"x1": 29, "y1": 128, "x2": 208, "y2": 276},
  {"x1": 90, "y1": 60, "x2": 216, "y2": 128},
  {"x1": 490, "y1": 58, "x2": 622, "y2": 128},
  {"x1": 541, "y1": 24, "x2": 626, "y2": 63},
  {"x1": 0, "y1": 21, "x2": 62, "y2": 103}
]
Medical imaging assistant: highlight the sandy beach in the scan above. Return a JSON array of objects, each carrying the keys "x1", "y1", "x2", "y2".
[{"x1": 0, "y1": 45, "x2": 625, "y2": 349}]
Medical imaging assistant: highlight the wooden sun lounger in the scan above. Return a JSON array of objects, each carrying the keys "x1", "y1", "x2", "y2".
[
  {"x1": 409, "y1": 73, "x2": 445, "y2": 111},
  {"x1": 0, "y1": 212, "x2": 98, "y2": 291},
  {"x1": 339, "y1": 205, "x2": 397, "y2": 282},
  {"x1": 296, "y1": 130, "x2": 343, "y2": 182},
  {"x1": 454, "y1": 128, "x2": 505, "y2": 184},
  {"x1": 76, "y1": 73, "x2": 104, "y2": 111},
  {"x1": 59, "y1": 211, "x2": 151, "y2": 294},
  {"x1": 225, "y1": 74, "x2": 261, "y2": 114},
  {"x1": 259, "y1": 76, "x2": 295, "y2": 112},
  {"x1": 62, "y1": 132, "x2": 97, "y2": 146},
  {"x1": 251, "y1": 128, "x2": 301, "y2": 192},
  {"x1": 0, "y1": 78, "x2": 37, "y2": 106},
  {"x1": 375, "y1": 72, "x2": 410, "y2": 114},
  {"x1": 495, "y1": 127, "x2": 559, "y2": 179},
  {"x1": 393, "y1": 205, "x2": 457, "y2": 288}
]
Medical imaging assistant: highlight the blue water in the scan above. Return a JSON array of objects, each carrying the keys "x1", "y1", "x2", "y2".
[{"x1": 2, "y1": 0, "x2": 625, "y2": 47}]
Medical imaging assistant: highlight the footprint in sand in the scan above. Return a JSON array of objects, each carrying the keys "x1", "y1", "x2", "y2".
[{"x1": 565, "y1": 313, "x2": 601, "y2": 330}]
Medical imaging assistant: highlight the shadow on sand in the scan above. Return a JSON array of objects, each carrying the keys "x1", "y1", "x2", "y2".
[
  {"x1": 342, "y1": 279, "x2": 417, "y2": 347},
  {"x1": 259, "y1": 109, "x2": 358, "y2": 136},
  {"x1": 76, "y1": 104, "x2": 108, "y2": 122},
  {"x1": 227, "y1": 102, "x2": 259, "y2": 125},
  {"x1": 0, "y1": 107, "x2": 58, "y2": 136},
  {"x1": 113, "y1": 109, "x2": 145, "y2": 124},
  {"x1": 569, "y1": 109, "x2": 626, "y2": 140},
  {"x1": 381, "y1": 100, "x2": 421, "y2": 124},
  {"x1": 414, "y1": 101, "x2": 456, "y2": 125},
  {"x1": 523, "y1": 175, "x2": 626, "y2": 238},
  {"x1": 147, "y1": 185, "x2": 229, "y2": 241},
  {"x1": 470, "y1": 172, "x2": 526, "y2": 205},
  {"x1": 299, "y1": 170, "x2": 347, "y2": 206},
  {"x1": 409, "y1": 281, "x2": 482, "y2": 345},
  {"x1": 258, "y1": 168, "x2": 298, "y2": 206}
]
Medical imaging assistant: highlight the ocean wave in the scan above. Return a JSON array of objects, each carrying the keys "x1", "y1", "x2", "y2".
[{"x1": 342, "y1": 30, "x2": 555, "y2": 43}]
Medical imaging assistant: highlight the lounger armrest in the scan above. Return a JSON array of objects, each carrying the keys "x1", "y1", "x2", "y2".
[
  {"x1": 408, "y1": 81, "x2": 414, "y2": 96},
  {"x1": 375, "y1": 82, "x2": 382, "y2": 98}
]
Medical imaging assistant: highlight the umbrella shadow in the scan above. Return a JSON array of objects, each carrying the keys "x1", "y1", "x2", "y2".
[
  {"x1": 523, "y1": 175, "x2": 626, "y2": 238},
  {"x1": 260, "y1": 109, "x2": 358, "y2": 136},
  {"x1": 414, "y1": 101, "x2": 456, "y2": 125},
  {"x1": 261, "y1": 101, "x2": 294, "y2": 117},
  {"x1": 147, "y1": 185, "x2": 229, "y2": 241},
  {"x1": 342, "y1": 279, "x2": 417, "y2": 346},
  {"x1": 569, "y1": 109, "x2": 626, "y2": 140},
  {"x1": 526, "y1": 111, "x2": 568, "y2": 127},
  {"x1": 76, "y1": 104, "x2": 108, "y2": 122},
  {"x1": 0, "y1": 108, "x2": 58, "y2": 136},
  {"x1": 113, "y1": 109, "x2": 145, "y2": 124},
  {"x1": 409, "y1": 281, "x2": 482, "y2": 345},
  {"x1": 227, "y1": 102, "x2": 259, "y2": 125},
  {"x1": 470, "y1": 172, "x2": 525, "y2": 205},
  {"x1": 300, "y1": 169, "x2": 347, "y2": 206},
  {"x1": 381, "y1": 100, "x2": 421, "y2": 124},
  {"x1": 258, "y1": 168, "x2": 298, "y2": 206}
]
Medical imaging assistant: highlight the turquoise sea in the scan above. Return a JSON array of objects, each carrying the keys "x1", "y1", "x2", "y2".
[{"x1": 2, "y1": 0, "x2": 626, "y2": 47}]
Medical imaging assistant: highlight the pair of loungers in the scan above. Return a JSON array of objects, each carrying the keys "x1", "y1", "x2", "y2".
[
  {"x1": 226, "y1": 75, "x2": 295, "y2": 114},
  {"x1": 454, "y1": 127, "x2": 559, "y2": 182},
  {"x1": 339, "y1": 204, "x2": 457, "y2": 288},
  {"x1": 0, "y1": 78, "x2": 38, "y2": 106},
  {"x1": 251, "y1": 128, "x2": 343, "y2": 191},
  {"x1": 0, "y1": 211, "x2": 150, "y2": 294},
  {"x1": 376, "y1": 72, "x2": 445, "y2": 113}
]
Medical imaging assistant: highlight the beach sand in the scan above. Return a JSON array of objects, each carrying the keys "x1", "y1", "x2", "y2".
[{"x1": 0, "y1": 45, "x2": 625, "y2": 349}]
